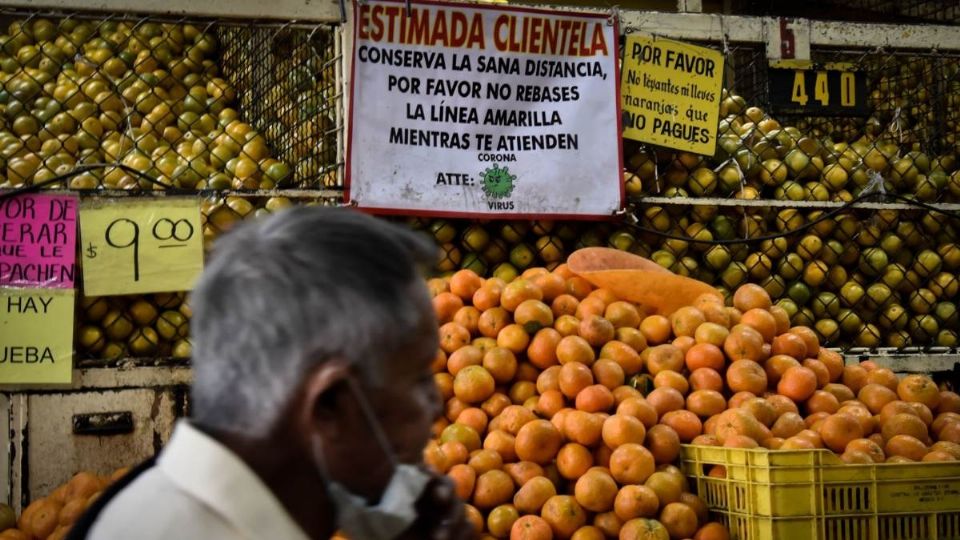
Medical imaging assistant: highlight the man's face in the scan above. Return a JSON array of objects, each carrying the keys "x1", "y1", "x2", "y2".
[{"x1": 319, "y1": 284, "x2": 441, "y2": 499}]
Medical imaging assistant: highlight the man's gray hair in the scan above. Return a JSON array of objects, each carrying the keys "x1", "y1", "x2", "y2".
[{"x1": 189, "y1": 207, "x2": 436, "y2": 436}]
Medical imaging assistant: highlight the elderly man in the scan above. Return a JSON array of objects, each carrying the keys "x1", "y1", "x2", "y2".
[{"x1": 68, "y1": 208, "x2": 468, "y2": 540}]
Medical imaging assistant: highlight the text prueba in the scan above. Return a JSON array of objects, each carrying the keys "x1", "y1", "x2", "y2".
[{"x1": 357, "y1": 4, "x2": 609, "y2": 57}]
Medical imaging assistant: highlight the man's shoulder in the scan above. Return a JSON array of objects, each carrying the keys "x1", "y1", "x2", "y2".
[{"x1": 88, "y1": 466, "x2": 238, "y2": 539}]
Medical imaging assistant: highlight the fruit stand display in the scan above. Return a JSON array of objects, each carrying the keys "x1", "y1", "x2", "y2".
[
  {"x1": 1, "y1": 1, "x2": 960, "y2": 539},
  {"x1": 0, "y1": 3, "x2": 345, "y2": 516}
]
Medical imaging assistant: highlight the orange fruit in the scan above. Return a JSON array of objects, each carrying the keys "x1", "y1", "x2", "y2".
[
  {"x1": 474, "y1": 285, "x2": 502, "y2": 312},
  {"x1": 645, "y1": 345, "x2": 685, "y2": 376},
  {"x1": 859, "y1": 383, "x2": 899, "y2": 414},
  {"x1": 479, "y1": 308, "x2": 511, "y2": 339},
  {"x1": 685, "y1": 344, "x2": 725, "y2": 371},
  {"x1": 571, "y1": 526, "x2": 606, "y2": 540},
  {"x1": 645, "y1": 424, "x2": 681, "y2": 465},
  {"x1": 504, "y1": 461, "x2": 545, "y2": 487},
  {"x1": 819, "y1": 413, "x2": 865, "y2": 453},
  {"x1": 602, "y1": 414, "x2": 647, "y2": 448},
  {"x1": 566, "y1": 277, "x2": 594, "y2": 299},
  {"x1": 617, "y1": 397, "x2": 659, "y2": 429},
  {"x1": 484, "y1": 347, "x2": 519, "y2": 385},
  {"x1": 441, "y1": 440, "x2": 470, "y2": 466},
  {"x1": 734, "y1": 283, "x2": 772, "y2": 312},
  {"x1": 881, "y1": 413, "x2": 929, "y2": 442},
  {"x1": 723, "y1": 326, "x2": 764, "y2": 362},
  {"x1": 465, "y1": 504, "x2": 485, "y2": 535},
  {"x1": 646, "y1": 387, "x2": 685, "y2": 417},
  {"x1": 538, "y1": 366, "x2": 562, "y2": 394},
  {"x1": 580, "y1": 315, "x2": 617, "y2": 348},
  {"x1": 26, "y1": 499, "x2": 62, "y2": 539},
  {"x1": 740, "y1": 397, "x2": 777, "y2": 427},
  {"x1": 686, "y1": 390, "x2": 727, "y2": 418},
  {"x1": 671, "y1": 336, "x2": 695, "y2": 355},
  {"x1": 788, "y1": 326, "x2": 820, "y2": 357},
  {"x1": 723, "y1": 434, "x2": 759, "y2": 448},
  {"x1": 440, "y1": 322, "x2": 472, "y2": 353},
  {"x1": 449, "y1": 346, "x2": 484, "y2": 376},
  {"x1": 502, "y1": 279, "x2": 544, "y2": 312},
  {"x1": 614, "y1": 485, "x2": 660, "y2": 521},
  {"x1": 660, "y1": 410, "x2": 703, "y2": 443},
  {"x1": 693, "y1": 322, "x2": 729, "y2": 347},
  {"x1": 511, "y1": 515, "x2": 554, "y2": 540},
  {"x1": 806, "y1": 390, "x2": 841, "y2": 415},
  {"x1": 600, "y1": 341, "x2": 643, "y2": 376},
  {"x1": 455, "y1": 365, "x2": 497, "y2": 404},
  {"x1": 939, "y1": 391, "x2": 960, "y2": 414},
  {"x1": 653, "y1": 371, "x2": 689, "y2": 395},
  {"x1": 576, "y1": 384, "x2": 615, "y2": 413},
  {"x1": 594, "y1": 512, "x2": 624, "y2": 538},
  {"x1": 822, "y1": 383, "x2": 855, "y2": 403},
  {"x1": 557, "y1": 443, "x2": 594, "y2": 480},
  {"x1": 802, "y1": 359, "x2": 830, "y2": 388},
  {"x1": 488, "y1": 504, "x2": 521, "y2": 538},
  {"x1": 450, "y1": 269, "x2": 484, "y2": 300},
  {"x1": 878, "y1": 401, "x2": 920, "y2": 425},
  {"x1": 605, "y1": 302, "x2": 642, "y2": 329},
  {"x1": 670, "y1": 307, "x2": 706, "y2": 338},
  {"x1": 771, "y1": 332, "x2": 807, "y2": 360},
  {"x1": 771, "y1": 412, "x2": 806, "y2": 438},
  {"x1": 615, "y1": 328, "x2": 648, "y2": 353},
  {"x1": 777, "y1": 366, "x2": 818, "y2": 401},
  {"x1": 644, "y1": 471, "x2": 683, "y2": 506},
  {"x1": 556, "y1": 335, "x2": 595, "y2": 366},
  {"x1": 763, "y1": 354, "x2": 801, "y2": 385},
  {"x1": 565, "y1": 410, "x2": 604, "y2": 446},
  {"x1": 537, "y1": 390, "x2": 566, "y2": 418},
  {"x1": 514, "y1": 476, "x2": 557, "y2": 514},
  {"x1": 866, "y1": 368, "x2": 898, "y2": 391},
  {"x1": 922, "y1": 450, "x2": 957, "y2": 462},
  {"x1": 609, "y1": 443, "x2": 655, "y2": 484},
  {"x1": 442, "y1": 423, "x2": 482, "y2": 452},
  {"x1": 767, "y1": 394, "x2": 800, "y2": 417},
  {"x1": 574, "y1": 469, "x2": 618, "y2": 513},
  {"x1": 898, "y1": 374, "x2": 942, "y2": 410},
  {"x1": 726, "y1": 359, "x2": 768, "y2": 395},
  {"x1": 740, "y1": 309, "x2": 777, "y2": 343},
  {"x1": 485, "y1": 430, "x2": 519, "y2": 463},
  {"x1": 593, "y1": 359, "x2": 626, "y2": 390},
  {"x1": 499, "y1": 324, "x2": 533, "y2": 354},
  {"x1": 727, "y1": 391, "x2": 758, "y2": 410},
  {"x1": 541, "y1": 495, "x2": 588, "y2": 539},
  {"x1": 516, "y1": 420, "x2": 563, "y2": 465},
  {"x1": 694, "y1": 522, "x2": 731, "y2": 540},
  {"x1": 619, "y1": 518, "x2": 670, "y2": 540},
  {"x1": 842, "y1": 365, "x2": 869, "y2": 394},
  {"x1": 885, "y1": 434, "x2": 928, "y2": 461},
  {"x1": 474, "y1": 469, "x2": 516, "y2": 509},
  {"x1": 845, "y1": 438, "x2": 885, "y2": 463},
  {"x1": 515, "y1": 300, "x2": 555, "y2": 334},
  {"x1": 483, "y1": 392, "x2": 514, "y2": 418},
  {"x1": 448, "y1": 463, "x2": 477, "y2": 500},
  {"x1": 688, "y1": 368, "x2": 724, "y2": 393},
  {"x1": 659, "y1": 502, "x2": 699, "y2": 540},
  {"x1": 640, "y1": 315, "x2": 672, "y2": 345},
  {"x1": 434, "y1": 292, "x2": 465, "y2": 324},
  {"x1": 576, "y1": 296, "x2": 607, "y2": 320},
  {"x1": 552, "y1": 294, "x2": 581, "y2": 318},
  {"x1": 532, "y1": 273, "x2": 567, "y2": 302},
  {"x1": 559, "y1": 362, "x2": 595, "y2": 399}
]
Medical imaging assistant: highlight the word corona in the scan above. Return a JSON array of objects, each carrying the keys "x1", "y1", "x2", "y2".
[{"x1": 357, "y1": 4, "x2": 609, "y2": 57}]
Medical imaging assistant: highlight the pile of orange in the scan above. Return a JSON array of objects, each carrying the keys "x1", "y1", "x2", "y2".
[
  {"x1": 427, "y1": 267, "x2": 731, "y2": 540},
  {"x1": 425, "y1": 267, "x2": 960, "y2": 540},
  {"x1": 1, "y1": 469, "x2": 128, "y2": 540}
]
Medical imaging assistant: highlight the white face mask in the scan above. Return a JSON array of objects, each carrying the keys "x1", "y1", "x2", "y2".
[{"x1": 313, "y1": 377, "x2": 433, "y2": 540}]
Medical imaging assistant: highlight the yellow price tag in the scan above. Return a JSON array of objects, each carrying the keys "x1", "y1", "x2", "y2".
[
  {"x1": 80, "y1": 198, "x2": 204, "y2": 296},
  {"x1": 0, "y1": 288, "x2": 75, "y2": 384},
  {"x1": 621, "y1": 35, "x2": 725, "y2": 155}
]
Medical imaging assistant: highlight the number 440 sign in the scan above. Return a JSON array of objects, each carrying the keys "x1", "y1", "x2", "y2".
[{"x1": 80, "y1": 199, "x2": 204, "y2": 296}]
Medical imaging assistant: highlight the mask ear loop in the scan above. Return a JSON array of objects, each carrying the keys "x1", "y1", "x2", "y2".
[{"x1": 345, "y1": 376, "x2": 400, "y2": 470}]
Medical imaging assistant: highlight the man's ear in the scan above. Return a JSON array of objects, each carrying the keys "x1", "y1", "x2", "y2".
[{"x1": 301, "y1": 360, "x2": 352, "y2": 434}]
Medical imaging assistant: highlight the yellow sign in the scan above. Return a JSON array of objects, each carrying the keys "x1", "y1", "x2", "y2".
[
  {"x1": 80, "y1": 198, "x2": 204, "y2": 296},
  {"x1": 0, "y1": 288, "x2": 75, "y2": 384},
  {"x1": 621, "y1": 35, "x2": 725, "y2": 155}
]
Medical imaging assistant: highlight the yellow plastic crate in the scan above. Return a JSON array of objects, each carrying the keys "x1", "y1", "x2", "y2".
[{"x1": 681, "y1": 445, "x2": 960, "y2": 540}]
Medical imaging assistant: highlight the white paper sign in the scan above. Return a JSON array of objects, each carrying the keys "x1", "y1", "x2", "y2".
[{"x1": 346, "y1": 0, "x2": 623, "y2": 218}]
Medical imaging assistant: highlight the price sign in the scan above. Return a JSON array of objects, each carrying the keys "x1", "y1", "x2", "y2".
[
  {"x1": 80, "y1": 198, "x2": 204, "y2": 296},
  {"x1": 0, "y1": 288, "x2": 75, "y2": 384},
  {"x1": 768, "y1": 62, "x2": 868, "y2": 116}
]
